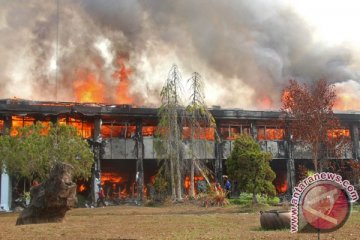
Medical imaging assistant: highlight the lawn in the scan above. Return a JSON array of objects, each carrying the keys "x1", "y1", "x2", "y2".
[{"x1": 0, "y1": 204, "x2": 359, "y2": 240}]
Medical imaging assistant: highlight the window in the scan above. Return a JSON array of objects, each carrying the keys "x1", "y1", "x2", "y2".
[
  {"x1": 101, "y1": 124, "x2": 136, "y2": 138},
  {"x1": 221, "y1": 125, "x2": 250, "y2": 140},
  {"x1": 257, "y1": 126, "x2": 284, "y2": 141},
  {"x1": 11, "y1": 116, "x2": 35, "y2": 136},
  {"x1": 265, "y1": 128, "x2": 284, "y2": 140},
  {"x1": 58, "y1": 117, "x2": 94, "y2": 138},
  {"x1": 142, "y1": 126, "x2": 156, "y2": 137}
]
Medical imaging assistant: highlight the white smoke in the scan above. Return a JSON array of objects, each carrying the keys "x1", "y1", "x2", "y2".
[{"x1": 0, "y1": 0, "x2": 359, "y2": 109}]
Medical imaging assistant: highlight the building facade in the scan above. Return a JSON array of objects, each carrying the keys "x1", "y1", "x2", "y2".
[{"x1": 0, "y1": 99, "x2": 359, "y2": 210}]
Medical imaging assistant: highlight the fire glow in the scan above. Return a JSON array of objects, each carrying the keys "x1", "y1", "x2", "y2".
[
  {"x1": 184, "y1": 176, "x2": 205, "y2": 194},
  {"x1": 78, "y1": 184, "x2": 87, "y2": 193},
  {"x1": 101, "y1": 172, "x2": 124, "y2": 185},
  {"x1": 327, "y1": 129, "x2": 350, "y2": 139},
  {"x1": 273, "y1": 171, "x2": 288, "y2": 194},
  {"x1": 182, "y1": 127, "x2": 215, "y2": 141},
  {"x1": 73, "y1": 58, "x2": 133, "y2": 104},
  {"x1": 73, "y1": 70, "x2": 105, "y2": 103},
  {"x1": 112, "y1": 58, "x2": 133, "y2": 104},
  {"x1": 334, "y1": 95, "x2": 360, "y2": 111}
]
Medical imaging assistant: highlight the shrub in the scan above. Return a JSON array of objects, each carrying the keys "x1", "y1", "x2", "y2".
[{"x1": 196, "y1": 187, "x2": 230, "y2": 207}]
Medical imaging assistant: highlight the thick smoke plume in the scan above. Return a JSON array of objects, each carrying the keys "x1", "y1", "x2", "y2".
[{"x1": 0, "y1": 0, "x2": 359, "y2": 109}]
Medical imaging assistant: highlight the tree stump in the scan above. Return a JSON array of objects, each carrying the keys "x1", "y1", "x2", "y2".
[{"x1": 16, "y1": 163, "x2": 77, "y2": 225}]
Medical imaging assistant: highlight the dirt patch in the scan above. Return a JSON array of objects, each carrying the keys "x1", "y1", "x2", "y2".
[{"x1": 0, "y1": 204, "x2": 359, "y2": 239}]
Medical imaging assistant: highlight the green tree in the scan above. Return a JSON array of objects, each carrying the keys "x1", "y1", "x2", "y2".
[
  {"x1": 226, "y1": 134, "x2": 276, "y2": 203},
  {"x1": 0, "y1": 122, "x2": 94, "y2": 182}
]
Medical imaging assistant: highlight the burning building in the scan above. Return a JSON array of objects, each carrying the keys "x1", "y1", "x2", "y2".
[{"x1": 0, "y1": 98, "x2": 359, "y2": 210}]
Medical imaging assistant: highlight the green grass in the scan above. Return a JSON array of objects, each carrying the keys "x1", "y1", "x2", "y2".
[
  {"x1": 352, "y1": 203, "x2": 360, "y2": 212},
  {"x1": 229, "y1": 193, "x2": 280, "y2": 205},
  {"x1": 236, "y1": 202, "x2": 273, "y2": 213},
  {"x1": 251, "y1": 226, "x2": 289, "y2": 232}
]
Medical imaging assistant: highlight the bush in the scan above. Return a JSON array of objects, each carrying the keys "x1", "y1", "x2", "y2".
[
  {"x1": 230, "y1": 193, "x2": 280, "y2": 205},
  {"x1": 153, "y1": 172, "x2": 169, "y2": 202},
  {"x1": 196, "y1": 187, "x2": 230, "y2": 207}
]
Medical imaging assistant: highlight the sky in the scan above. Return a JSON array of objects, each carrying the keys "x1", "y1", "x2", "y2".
[{"x1": 0, "y1": 0, "x2": 360, "y2": 110}]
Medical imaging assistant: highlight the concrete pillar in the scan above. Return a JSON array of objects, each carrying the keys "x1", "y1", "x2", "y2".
[
  {"x1": 50, "y1": 115, "x2": 58, "y2": 124},
  {"x1": 215, "y1": 121, "x2": 223, "y2": 183},
  {"x1": 0, "y1": 171, "x2": 11, "y2": 211},
  {"x1": 0, "y1": 115, "x2": 12, "y2": 211},
  {"x1": 135, "y1": 120, "x2": 144, "y2": 203},
  {"x1": 350, "y1": 123, "x2": 359, "y2": 160},
  {"x1": 250, "y1": 121, "x2": 258, "y2": 140}
]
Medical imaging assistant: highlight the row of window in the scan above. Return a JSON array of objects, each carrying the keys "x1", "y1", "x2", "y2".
[{"x1": 0, "y1": 117, "x2": 353, "y2": 141}]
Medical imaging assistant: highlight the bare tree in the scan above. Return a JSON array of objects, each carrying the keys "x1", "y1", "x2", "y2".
[
  {"x1": 186, "y1": 72, "x2": 216, "y2": 198},
  {"x1": 154, "y1": 65, "x2": 184, "y2": 201}
]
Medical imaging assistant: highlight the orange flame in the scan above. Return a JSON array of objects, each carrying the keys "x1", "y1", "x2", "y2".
[
  {"x1": 184, "y1": 176, "x2": 205, "y2": 193},
  {"x1": 73, "y1": 69, "x2": 105, "y2": 103},
  {"x1": 112, "y1": 58, "x2": 133, "y2": 104},
  {"x1": 100, "y1": 125, "x2": 136, "y2": 138},
  {"x1": 334, "y1": 94, "x2": 360, "y2": 111},
  {"x1": 78, "y1": 184, "x2": 87, "y2": 193},
  {"x1": 276, "y1": 180, "x2": 288, "y2": 194},
  {"x1": 101, "y1": 172, "x2": 124, "y2": 185},
  {"x1": 68, "y1": 117, "x2": 94, "y2": 138},
  {"x1": 36, "y1": 121, "x2": 50, "y2": 135},
  {"x1": 334, "y1": 82, "x2": 360, "y2": 111},
  {"x1": 142, "y1": 126, "x2": 156, "y2": 137},
  {"x1": 120, "y1": 188, "x2": 127, "y2": 195},
  {"x1": 273, "y1": 171, "x2": 288, "y2": 194},
  {"x1": 258, "y1": 128, "x2": 284, "y2": 141},
  {"x1": 0, "y1": 120, "x2": 3, "y2": 134},
  {"x1": 182, "y1": 127, "x2": 215, "y2": 140},
  {"x1": 257, "y1": 96, "x2": 273, "y2": 110},
  {"x1": 10, "y1": 116, "x2": 35, "y2": 136},
  {"x1": 327, "y1": 129, "x2": 350, "y2": 139}
]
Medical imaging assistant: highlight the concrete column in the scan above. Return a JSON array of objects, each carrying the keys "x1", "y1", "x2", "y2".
[
  {"x1": 50, "y1": 115, "x2": 58, "y2": 124},
  {"x1": 0, "y1": 115, "x2": 12, "y2": 211},
  {"x1": 0, "y1": 171, "x2": 11, "y2": 211},
  {"x1": 250, "y1": 121, "x2": 258, "y2": 140},
  {"x1": 215, "y1": 121, "x2": 223, "y2": 183},
  {"x1": 135, "y1": 120, "x2": 144, "y2": 203},
  {"x1": 350, "y1": 123, "x2": 359, "y2": 160}
]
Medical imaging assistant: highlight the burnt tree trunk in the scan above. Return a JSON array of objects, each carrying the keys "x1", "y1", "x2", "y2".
[{"x1": 16, "y1": 163, "x2": 77, "y2": 225}]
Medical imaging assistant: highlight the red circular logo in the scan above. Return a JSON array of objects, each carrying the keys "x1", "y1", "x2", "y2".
[{"x1": 301, "y1": 182, "x2": 350, "y2": 231}]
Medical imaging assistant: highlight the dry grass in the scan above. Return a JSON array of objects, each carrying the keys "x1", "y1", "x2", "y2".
[{"x1": 0, "y1": 204, "x2": 359, "y2": 240}]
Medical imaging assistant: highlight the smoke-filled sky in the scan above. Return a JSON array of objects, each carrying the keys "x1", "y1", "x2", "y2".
[{"x1": 0, "y1": 0, "x2": 360, "y2": 110}]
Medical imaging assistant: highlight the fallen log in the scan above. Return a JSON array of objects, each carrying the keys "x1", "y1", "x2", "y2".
[{"x1": 16, "y1": 162, "x2": 77, "y2": 225}]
